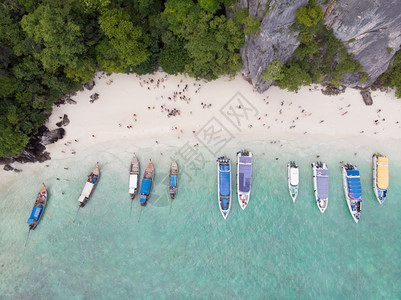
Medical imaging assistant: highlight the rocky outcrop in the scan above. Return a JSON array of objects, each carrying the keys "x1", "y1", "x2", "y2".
[
  {"x1": 324, "y1": 0, "x2": 401, "y2": 87},
  {"x1": 90, "y1": 93, "x2": 99, "y2": 103},
  {"x1": 84, "y1": 80, "x2": 95, "y2": 91},
  {"x1": 41, "y1": 128, "x2": 65, "y2": 145},
  {"x1": 239, "y1": 0, "x2": 309, "y2": 93},
  {"x1": 0, "y1": 125, "x2": 62, "y2": 165},
  {"x1": 360, "y1": 90, "x2": 373, "y2": 105}
]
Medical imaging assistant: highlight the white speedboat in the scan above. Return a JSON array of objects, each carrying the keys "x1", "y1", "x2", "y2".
[
  {"x1": 237, "y1": 150, "x2": 252, "y2": 210},
  {"x1": 287, "y1": 161, "x2": 299, "y2": 203},
  {"x1": 312, "y1": 162, "x2": 329, "y2": 213},
  {"x1": 342, "y1": 163, "x2": 362, "y2": 223},
  {"x1": 217, "y1": 156, "x2": 231, "y2": 219},
  {"x1": 372, "y1": 153, "x2": 388, "y2": 204}
]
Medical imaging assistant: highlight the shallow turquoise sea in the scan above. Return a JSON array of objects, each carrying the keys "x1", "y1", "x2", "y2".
[{"x1": 0, "y1": 140, "x2": 400, "y2": 298}]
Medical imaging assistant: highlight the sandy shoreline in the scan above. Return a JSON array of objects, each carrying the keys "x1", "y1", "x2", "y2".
[{"x1": 1, "y1": 71, "x2": 401, "y2": 181}]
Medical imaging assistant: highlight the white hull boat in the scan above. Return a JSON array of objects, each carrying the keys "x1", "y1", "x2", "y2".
[
  {"x1": 312, "y1": 162, "x2": 329, "y2": 213},
  {"x1": 287, "y1": 161, "x2": 299, "y2": 203},
  {"x1": 237, "y1": 150, "x2": 252, "y2": 210},
  {"x1": 342, "y1": 164, "x2": 362, "y2": 223},
  {"x1": 372, "y1": 153, "x2": 388, "y2": 204}
]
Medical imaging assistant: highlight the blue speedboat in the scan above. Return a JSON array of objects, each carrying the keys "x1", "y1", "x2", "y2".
[
  {"x1": 342, "y1": 164, "x2": 362, "y2": 223},
  {"x1": 139, "y1": 159, "x2": 154, "y2": 206},
  {"x1": 217, "y1": 156, "x2": 231, "y2": 219}
]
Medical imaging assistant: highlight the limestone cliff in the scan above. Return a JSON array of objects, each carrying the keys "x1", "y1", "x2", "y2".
[
  {"x1": 240, "y1": 0, "x2": 308, "y2": 93},
  {"x1": 324, "y1": 0, "x2": 401, "y2": 87},
  {"x1": 240, "y1": 0, "x2": 401, "y2": 92}
]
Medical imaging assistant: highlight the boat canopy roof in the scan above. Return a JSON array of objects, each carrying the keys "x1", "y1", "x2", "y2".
[
  {"x1": 346, "y1": 169, "x2": 360, "y2": 177},
  {"x1": 219, "y1": 171, "x2": 230, "y2": 196},
  {"x1": 377, "y1": 157, "x2": 389, "y2": 190},
  {"x1": 170, "y1": 175, "x2": 177, "y2": 187},
  {"x1": 129, "y1": 174, "x2": 138, "y2": 191},
  {"x1": 239, "y1": 156, "x2": 252, "y2": 164},
  {"x1": 316, "y1": 169, "x2": 329, "y2": 199},
  {"x1": 141, "y1": 178, "x2": 151, "y2": 194},
  {"x1": 219, "y1": 164, "x2": 230, "y2": 171},
  {"x1": 79, "y1": 182, "x2": 94, "y2": 202},
  {"x1": 290, "y1": 168, "x2": 299, "y2": 185},
  {"x1": 347, "y1": 176, "x2": 362, "y2": 199},
  {"x1": 238, "y1": 164, "x2": 251, "y2": 193},
  {"x1": 27, "y1": 205, "x2": 43, "y2": 224}
]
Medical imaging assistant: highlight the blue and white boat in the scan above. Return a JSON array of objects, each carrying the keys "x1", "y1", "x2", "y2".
[
  {"x1": 169, "y1": 160, "x2": 178, "y2": 200},
  {"x1": 27, "y1": 183, "x2": 47, "y2": 230},
  {"x1": 217, "y1": 156, "x2": 231, "y2": 219},
  {"x1": 237, "y1": 150, "x2": 252, "y2": 210},
  {"x1": 139, "y1": 159, "x2": 154, "y2": 206},
  {"x1": 312, "y1": 162, "x2": 329, "y2": 213},
  {"x1": 372, "y1": 153, "x2": 388, "y2": 204},
  {"x1": 342, "y1": 164, "x2": 362, "y2": 223}
]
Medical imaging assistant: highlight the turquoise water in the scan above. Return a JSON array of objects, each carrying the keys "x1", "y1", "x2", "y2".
[{"x1": 0, "y1": 140, "x2": 400, "y2": 298}]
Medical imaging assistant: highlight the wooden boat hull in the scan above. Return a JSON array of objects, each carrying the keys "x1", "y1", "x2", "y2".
[
  {"x1": 140, "y1": 160, "x2": 154, "y2": 206},
  {"x1": 129, "y1": 154, "x2": 140, "y2": 200},
  {"x1": 78, "y1": 163, "x2": 100, "y2": 208},
  {"x1": 27, "y1": 184, "x2": 47, "y2": 230},
  {"x1": 169, "y1": 160, "x2": 178, "y2": 200}
]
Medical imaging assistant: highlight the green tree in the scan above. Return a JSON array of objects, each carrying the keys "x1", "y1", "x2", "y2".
[
  {"x1": 159, "y1": 39, "x2": 190, "y2": 74},
  {"x1": 296, "y1": 4, "x2": 324, "y2": 27},
  {"x1": 261, "y1": 59, "x2": 284, "y2": 84},
  {"x1": 98, "y1": 8, "x2": 151, "y2": 70},
  {"x1": 0, "y1": 122, "x2": 30, "y2": 156},
  {"x1": 182, "y1": 13, "x2": 244, "y2": 79},
  {"x1": 20, "y1": 3, "x2": 87, "y2": 72},
  {"x1": 198, "y1": 0, "x2": 223, "y2": 14}
]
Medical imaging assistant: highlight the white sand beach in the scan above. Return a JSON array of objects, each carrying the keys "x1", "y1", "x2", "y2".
[{"x1": 2, "y1": 71, "x2": 401, "y2": 180}]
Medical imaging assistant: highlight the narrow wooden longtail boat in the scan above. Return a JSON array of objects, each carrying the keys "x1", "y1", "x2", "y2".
[
  {"x1": 129, "y1": 154, "x2": 140, "y2": 200},
  {"x1": 27, "y1": 183, "x2": 47, "y2": 230},
  {"x1": 78, "y1": 162, "x2": 100, "y2": 207},
  {"x1": 169, "y1": 160, "x2": 178, "y2": 200},
  {"x1": 139, "y1": 159, "x2": 154, "y2": 206}
]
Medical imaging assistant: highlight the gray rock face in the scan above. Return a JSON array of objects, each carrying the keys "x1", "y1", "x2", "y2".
[
  {"x1": 41, "y1": 128, "x2": 65, "y2": 145},
  {"x1": 84, "y1": 80, "x2": 95, "y2": 91},
  {"x1": 62, "y1": 114, "x2": 70, "y2": 126},
  {"x1": 240, "y1": 0, "x2": 401, "y2": 92},
  {"x1": 360, "y1": 90, "x2": 373, "y2": 105},
  {"x1": 324, "y1": 0, "x2": 401, "y2": 87},
  {"x1": 240, "y1": 0, "x2": 309, "y2": 93}
]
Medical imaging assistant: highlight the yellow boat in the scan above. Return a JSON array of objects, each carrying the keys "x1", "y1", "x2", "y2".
[{"x1": 372, "y1": 153, "x2": 388, "y2": 204}]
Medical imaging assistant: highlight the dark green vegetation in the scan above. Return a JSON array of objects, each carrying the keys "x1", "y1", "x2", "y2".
[
  {"x1": 379, "y1": 49, "x2": 401, "y2": 98},
  {"x1": 262, "y1": 0, "x2": 366, "y2": 91},
  {"x1": 0, "y1": 0, "x2": 248, "y2": 157}
]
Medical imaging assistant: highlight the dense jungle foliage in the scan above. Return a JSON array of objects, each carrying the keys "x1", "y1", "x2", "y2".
[{"x1": 0, "y1": 0, "x2": 264, "y2": 156}]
